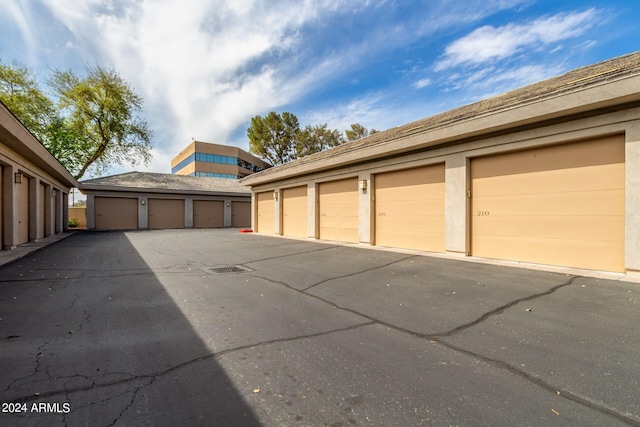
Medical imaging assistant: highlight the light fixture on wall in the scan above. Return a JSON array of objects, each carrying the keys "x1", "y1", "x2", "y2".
[
  {"x1": 226, "y1": 201, "x2": 231, "y2": 207},
  {"x1": 273, "y1": 191, "x2": 279, "y2": 201},
  {"x1": 359, "y1": 179, "x2": 367, "y2": 191},
  {"x1": 14, "y1": 173, "x2": 22, "y2": 184},
  {"x1": 52, "y1": 189, "x2": 57, "y2": 196},
  {"x1": 141, "y1": 199, "x2": 146, "y2": 205}
]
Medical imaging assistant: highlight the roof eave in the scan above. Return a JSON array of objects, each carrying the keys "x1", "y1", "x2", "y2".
[{"x1": 78, "y1": 183, "x2": 250, "y2": 197}]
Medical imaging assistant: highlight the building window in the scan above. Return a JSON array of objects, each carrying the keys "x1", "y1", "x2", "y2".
[
  {"x1": 189, "y1": 172, "x2": 238, "y2": 179},
  {"x1": 173, "y1": 151, "x2": 265, "y2": 175},
  {"x1": 172, "y1": 153, "x2": 196, "y2": 174}
]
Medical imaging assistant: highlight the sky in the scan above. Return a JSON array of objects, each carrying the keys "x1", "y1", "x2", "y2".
[{"x1": 0, "y1": 0, "x2": 639, "y2": 177}]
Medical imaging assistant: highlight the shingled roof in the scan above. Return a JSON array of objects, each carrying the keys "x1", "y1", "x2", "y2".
[
  {"x1": 80, "y1": 171, "x2": 250, "y2": 195},
  {"x1": 242, "y1": 50, "x2": 640, "y2": 186}
]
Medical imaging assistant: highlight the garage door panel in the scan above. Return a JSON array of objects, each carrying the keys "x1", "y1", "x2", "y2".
[
  {"x1": 95, "y1": 197, "x2": 138, "y2": 230},
  {"x1": 17, "y1": 178, "x2": 29, "y2": 244},
  {"x1": 193, "y1": 200, "x2": 224, "y2": 228},
  {"x1": 282, "y1": 186, "x2": 307, "y2": 238},
  {"x1": 375, "y1": 166, "x2": 444, "y2": 190},
  {"x1": 256, "y1": 192, "x2": 274, "y2": 234},
  {"x1": 375, "y1": 165, "x2": 445, "y2": 252},
  {"x1": 232, "y1": 202, "x2": 251, "y2": 227},
  {"x1": 376, "y1": 198, "x2": 445, "y2": 217},
  {"x1": 471, "y1": 136, "x2": 624, "y2": 272},
  {"x1": 319, "y1": 178, "x2": 358, "y2": 243},
  {"x1": 473, "y1": 164, "x2": 624, "y2": 196},
  {"x1": 474, "y1": 216, "x2": 624, "y2": 241},
  {"x1": 473, "y1": 190, "x2": 624, "y2": 217},
  {"x1": 473, "y1": 235, "x2": 624, "y2": 272},
  {"x1": 471, "y1": 135, "x2": 624, "y2": 179},
  {"x1": 148, "y1": 199, "x2": 185, "y2": 229}
]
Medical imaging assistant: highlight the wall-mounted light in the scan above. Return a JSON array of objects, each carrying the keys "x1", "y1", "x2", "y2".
[
  {"x1": 226, "y1": 201, "x2": 231, "y2": 207},
  {"x1": 141, "y1": 199, "x2": 146, "y2": 205},
  {"x1": 273, "y1": 191, "x2": 279, "y2": 201},
  {"x1": 14, "y1": 173, "x2": 22, "y2": 184},
  {"x1": 359, "y1": 179, "x2": 367, "y2": 191},
  {"x1": 52, "y1": 189, "x2": 57, "y2": 197}
]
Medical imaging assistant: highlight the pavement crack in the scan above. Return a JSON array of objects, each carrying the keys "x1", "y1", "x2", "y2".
[
  {"x1": 244, "y1": 245, "x2": 338, "y2": 264},
  {"x1": 249, "y1": 272, "x2": 638, "y2": 425},
  {"x1": 431, "y1": 275, "x2": 579, "y2": 337},
  {"x1": 301, "y1": 255, "x2": 418, "y2": 292},
  {"x1": 433, "y1": 339, "x2": 640, "y2": 426},
  {"x1": 4, "y1": 322, "x2": 374, "y2": 405},
  {"x1": 214, "y1": 321, "x2": 376, "y2": 358}
]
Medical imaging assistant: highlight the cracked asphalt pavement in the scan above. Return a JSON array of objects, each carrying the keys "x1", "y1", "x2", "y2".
[{"x1": 0, "y1": 229, "x2": 639, "y2": 426}]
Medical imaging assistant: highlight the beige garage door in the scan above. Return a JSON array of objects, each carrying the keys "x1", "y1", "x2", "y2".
[
  {"x1": 17, "y1": 176, "x2": 29, "y2": 245},
  {"x1": 256, "y1": 191, "x2": 274, "y2": 233},
  {"x1": 149, "y1": 199, "x2": 185, "y2": 229},
  {"x1": 95, "y1": 197, "x2": 138, "y2": 230},
  {"x1": 471, "y1": 135, "x2": 625, "y2": 272},
  {"x1": 282, "y1": 186, "x2": 307, "y2": 238},
  {"x1": 38, "y1": 183, "x2": 46, "y2": 239},
  {"x1": 318, "y1": 178, "x2": 358, "y2": 243},
  {"x1": 193, "y1": 200, "x2": 224, "y2": 228},
  {"x1": 232, "y1": 201, "x2": 251, "y2": 227},
  {"x1": 375, "y1": 164, "x2": 445, "y2": 252}
]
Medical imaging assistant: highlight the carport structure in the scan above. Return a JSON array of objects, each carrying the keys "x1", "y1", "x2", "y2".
[
  {"x1": 242, "y1": 51, "x2": 640, "y2": 275},
  {"x1": 80, "y1": 171, "x2": 251, "y2": 230}
]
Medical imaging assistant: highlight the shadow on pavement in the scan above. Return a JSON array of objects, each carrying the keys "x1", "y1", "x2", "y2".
[{"x1": 0, "y1": 231, "x2": 260, "y2": 426}]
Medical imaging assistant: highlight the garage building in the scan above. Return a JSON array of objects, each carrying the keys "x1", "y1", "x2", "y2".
[
  {"x1": 81, "y1": 172, "x2": 251, "y2": 230},
  {"x1": 241, "y1": 52, "x2": 640, "y2": 274},
  {"x1": 0, "y1": 101, "x2": 78, "y2": 251}
]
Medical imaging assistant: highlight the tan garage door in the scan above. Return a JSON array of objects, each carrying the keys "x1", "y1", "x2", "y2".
[
  {"x1": 232, "y1": 201, "x2": 251, "y2": 227},
  {"x1": 38, "y1": 183, "x2": 46, "y2": 239},
  {"x1": 95, "y1": 197, "x2": 138, "y2": 230},
  {"x1": 17, "y1": 176, "x2": 29, "y2": 244},
  {"x1": 256, "y1": 192, "x2": 274, "y2": 233},
  {"x1": 193, "y1": 200, "x2": 224, "y2": 228},
  {"x1": 375, "y1": 164, "x2": 445, "y2": 252},
  {"x1": 282, "y1": 186, "x2": 307, "y2": 238},
  {"x1": 149, "y1": 199, "x2": 185, "y2": 229},
  {"x1": 471, "y1": 135, "x2": 625, "y2": 272},
  {"x1": 318, "y1": 178, "x2": 358, "y2": 243}
]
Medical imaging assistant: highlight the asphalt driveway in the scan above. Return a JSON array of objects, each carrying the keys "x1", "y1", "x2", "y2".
[{"x1": 0, "y1": 229, "x2": 638, "y2": 426}]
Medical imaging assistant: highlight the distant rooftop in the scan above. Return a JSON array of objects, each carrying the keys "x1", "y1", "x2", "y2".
[{"x1": 80, "y1": 171, "x2": 250, "y2": 195}]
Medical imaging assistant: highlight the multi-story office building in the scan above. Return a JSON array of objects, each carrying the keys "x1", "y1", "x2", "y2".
[{"x1": 171, "y1": 141, "x2": 271, "y2": 179}]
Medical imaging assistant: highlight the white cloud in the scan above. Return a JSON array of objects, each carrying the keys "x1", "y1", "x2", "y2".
[
  {"x1": 413, "y1": 78, "x2": 431, "y2": 89},
  {"x1": 435, "y1": 8, "x2": 599, "y2": 71}
]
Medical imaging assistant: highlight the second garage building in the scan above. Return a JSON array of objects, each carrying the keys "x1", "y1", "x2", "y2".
[
  {"x1": 241, "y1": 52, "x2": 640, "y2": 275},
  {"x1": 81, "y1": 172, "x2": 251, "y2": 230}
]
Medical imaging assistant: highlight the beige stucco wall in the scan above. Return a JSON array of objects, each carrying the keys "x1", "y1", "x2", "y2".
[{"x1": 68, "y1": 207, "x2": 87, "y2": 228}]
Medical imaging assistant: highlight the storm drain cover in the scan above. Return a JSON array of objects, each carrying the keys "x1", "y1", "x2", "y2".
[{"x1": 210, "y1": 265, "x2": 252, "y2": 274}]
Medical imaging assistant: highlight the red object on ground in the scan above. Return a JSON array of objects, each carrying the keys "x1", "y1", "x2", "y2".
[{"x1": 239, "y1": 229, "x2": 253, "y2": 233}]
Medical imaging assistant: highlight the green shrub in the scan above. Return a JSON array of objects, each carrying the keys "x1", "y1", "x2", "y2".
[{"x1": 68, "y1": 218, "x2": 79, "y2": 227}]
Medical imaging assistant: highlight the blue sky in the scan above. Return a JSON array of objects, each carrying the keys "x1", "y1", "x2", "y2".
[{"x1": 1, "y1": 0, "x2": 639, "y2": 175}]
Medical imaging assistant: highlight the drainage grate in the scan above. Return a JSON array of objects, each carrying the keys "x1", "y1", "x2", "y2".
[{"x1": 210, "y1": 265, "x2": 252, "y2": 274}]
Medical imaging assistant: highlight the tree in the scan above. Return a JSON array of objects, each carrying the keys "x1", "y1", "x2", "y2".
[
  {"x1": 49, "y1": 65, "x2": 152, "y2": 179},
  {"x1": 296, "y1": 123, "x2": 344, "y2": 157},
  {"x1": 247, "y1": 111, "x2": 300, "y2": 165},
  {"x1": 0, "y1": 59, "x2": 58, "y2": 142},
  {"x1": 345, "y1": 123, "x2": 378, "y2": 141},
  {"x1": 0, "y1": 59, "x2": 152, "y2": 179}
]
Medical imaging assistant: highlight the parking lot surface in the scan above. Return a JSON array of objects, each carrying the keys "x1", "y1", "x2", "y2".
[{"x1": 0, "y1": 229, "x2": 639, "y2": 426}]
